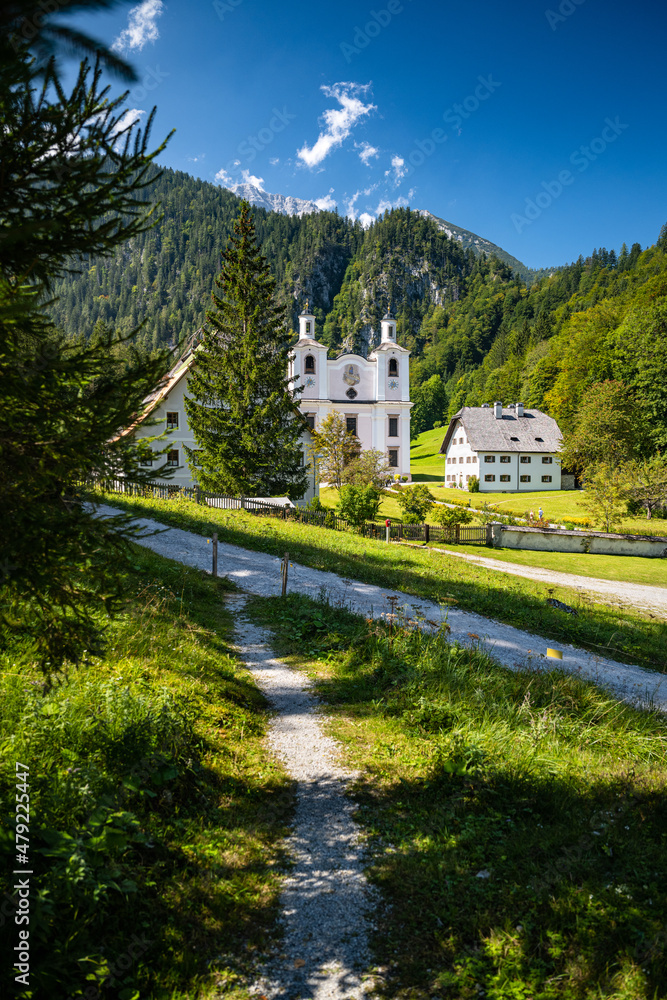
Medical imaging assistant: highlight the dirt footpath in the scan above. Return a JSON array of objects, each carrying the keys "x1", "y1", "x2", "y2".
[{"x1": 96, "y1": 504, "x2": 667, "y2": 713}]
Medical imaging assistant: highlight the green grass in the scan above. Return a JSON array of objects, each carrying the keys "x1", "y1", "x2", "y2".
[
  {"x1": 246, "y1": 592, "x2": 667, "y2": 1000},
  {"x1": 92, "y1": 490, "x2": 667, "y2": 671},
  {"x1": 0, "y1": 547, "x2": 293, "y2": 999},
  {"x1": 410, "y1": 426, "x2": 447, "y2": 479},
  {"x1": 429, "y1": 541, "x2": 667, "y2": 590}
]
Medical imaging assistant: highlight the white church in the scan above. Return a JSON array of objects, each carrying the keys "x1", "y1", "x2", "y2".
[
  {"x1": 289, "y1": 307, "x2": 412, "y2": 480},
  {"x1": 130, "y1": 307, "x2": 412, "y2": 501}
]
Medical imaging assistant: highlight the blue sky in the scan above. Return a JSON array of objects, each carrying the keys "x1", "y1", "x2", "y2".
[{"x1": 70, "y1": 0, "x2": 667, "y2": 269}]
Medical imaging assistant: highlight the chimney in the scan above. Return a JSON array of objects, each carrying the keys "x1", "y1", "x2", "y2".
[
  {"x1": 493, "y1": 401, "x2": 503, "y2": 419},
  {"x1": 516, "y1": 401, "x2": 524, "y2": 417}
]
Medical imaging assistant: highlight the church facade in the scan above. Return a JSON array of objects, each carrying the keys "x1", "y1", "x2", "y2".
[
  {"x1": 129, "y1": 308, "x2": 412, "y2": 497},
  {"x1": 290, "y1": 308, "x2": 413, "y2": 480}
]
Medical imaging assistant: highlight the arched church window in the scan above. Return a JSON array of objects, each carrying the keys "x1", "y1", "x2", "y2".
[
  {"x1": 388, "y1": 358, "x2": 398, "y2": 376},
  {"x1": 304, "y1": 355, "x2": 315, "y2": 373}
]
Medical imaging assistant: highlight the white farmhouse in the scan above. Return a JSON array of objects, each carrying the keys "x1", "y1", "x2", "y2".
[
  {"x1": 130, "y1": 347, "x2": 318, "y2": 505},
  {"x1": 439, "y1": 402, "x2": 563, "y2": 492},
  {"x1": 290, "y1": 308, "x2": 413, "y2": 479}
]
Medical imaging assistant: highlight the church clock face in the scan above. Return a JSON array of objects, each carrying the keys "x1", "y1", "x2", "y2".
[
  {"x1": 342, "y1": 365, "x2": 360, "y2": 386},
  {"x1": 388, "y1": 379, "x2": 399, "y2": 389},
  {"x1": 305, "y1": 376, "x2": 316, "y2": 387}
]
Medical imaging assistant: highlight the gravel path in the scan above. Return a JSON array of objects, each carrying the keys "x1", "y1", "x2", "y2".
[
  {"x1": 98, "y1": 505, "x2": 667, "y2": 711},
  {"x1": 420, "y1": 545, "x2": 667, "y2": 616},
  {"x1": 230, "y1": 597, "x2": 374, "y2": 1000}
]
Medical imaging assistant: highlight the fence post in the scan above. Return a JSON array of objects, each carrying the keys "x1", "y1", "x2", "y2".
[
  {"x1": 281, "y1": 551, "x2": 289, "y2": 596},
  {"x1": 212, "y1": 533, "x2": 218, "y2": 577},
  {"x1": 424, "y1": 523, "x2": 430, "y2": 544},
  {"x1": 455, "y1": 524, "x2": 460, "y2": 544},
  {"x1": 486, "y1": 523, "x2": 494, "y2": 547}
]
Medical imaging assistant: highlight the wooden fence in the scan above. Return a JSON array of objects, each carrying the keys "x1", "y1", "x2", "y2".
[{"x1": 90, "y1": 478, "x2": 488, "y2": 546}]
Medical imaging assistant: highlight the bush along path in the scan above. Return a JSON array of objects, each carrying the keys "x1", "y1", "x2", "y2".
[
  {"x1": 229, "y1": 595, "x2": 375, "y2": 1000},
  {"x1": 96, "y1": 505, "x2": 667, "y2": 713}
]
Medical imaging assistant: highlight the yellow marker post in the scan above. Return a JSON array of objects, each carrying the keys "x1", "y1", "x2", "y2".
[{"x1": 546, "y1": 648, "x2": 563, "y2": 660}]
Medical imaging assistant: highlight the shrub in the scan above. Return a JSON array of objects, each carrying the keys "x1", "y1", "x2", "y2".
[
  {"x1": 396, "y1": 484, "x2": 436, "y2": 524},
  {"x1": 337, "y1": 484, "x2": 381, "y2": 528},
  {"x1": 433, "y1": 506, "x2": 474, "y2": 528},
  {"x1": 467, "y1": 475, "x2": 480, "y2": 493}
]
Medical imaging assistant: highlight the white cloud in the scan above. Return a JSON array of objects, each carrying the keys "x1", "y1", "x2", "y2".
[
  {"x1": 357, "y1": 141, "x2": 379, "y2": 165},
  {"x1": 358, "y1": 212, "x2": 374, "y2": 228},
  {"x1": 112, "y1": 0, "x2": 164, "y2": 54},
  {"x1": 111, "y1": 108, "x2": 145, "y2": 136},
  {"x1": 240, "y1": 169, "x2": 265, "y2": 190},
  {"x1": 376, "y1": 196, "x2": 408, "y2": 215},
  {"x1": 315, "y1": 189, "x2": 337, "y2": 211},
  {"x1": 215, "y1": 167, "x2": 233, "y2": 185},
  {"x1": 297, "y1": 82, "x2": 376, "y2": 168},
  {"x1": 385, "y1": 154, "x2": 408, "y2": 186},
  {"x1": 269, "y1": 157, "x2": 280, "y2": 166}
]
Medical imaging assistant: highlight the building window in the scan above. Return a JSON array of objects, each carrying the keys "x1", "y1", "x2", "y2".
[
  {"x1": 388, "y1": 417, "x2": 398, "y2": 438},
  {"x1": 191, "y1": 451, "x2": 201, "y2": 467},
  {"x1": 542, "y1": 475, "x2": 552, "y2": 483},
  {"x1": 500, "y1": 474, "x2": 510, "y2": 483},
  {"x1": 472, "y1": 455, "x2": 477, "y2": 463},
  {"x1": 346, "y1": 387, "x2": 358, "y2": 399},
  {"x1": 520, "y1": 474, "x2": 531, "y2": 483},
  {"x1": 388, "y1": 449, "x2": 398, "y2": 467},
  {"x1": 346, "y1": 417, "x2": 357, "y2": 436},
  {"x1": 167, "y1": 449, "x2": 179, "y2": 468},
  {"x1": 466, "y1": 474, "x2": 470, "y2": 481},
  {"x1": 500, "y1": 455, "x2": 510, "y2": 464},
  {"x1": 166, "y1": 411, "x2": 178, "y2": 429},
  {"x1": 306, "y1": 321, "x2": 311, "y2": 334},
  {"x1": 520, "y1": 456, "x2": 532, "y2": 464},
  {"x1": 484, "y1": 474, "x2": 496, "y2": 482},
  {"x1": 466, "y1": 456, "x2": 471, "y2": 463},
  {"x1": 542, "y1": 456, "x2": 553, "y2": 464},
  {"x1": 485, "y1": 455, "x2": 495, "y2": 463},
  {"x1": 388, "y1": 358, "x2": 398, "y2": 376},
  {"x1": 306, "y1": 414, "x2": 315, "y2": 429},
  {"x1": 142, "y1": 453, "x2": 154, "y2": 466},
  {"x1": 304, "y1": 355, "x2": 315, "y2": 373},
  {"x1": 299, "y1": 452, "x2": 305, "y2": 466},
  {"x1": 535, "y1": 436, "x2": 544, "y2": 442}
]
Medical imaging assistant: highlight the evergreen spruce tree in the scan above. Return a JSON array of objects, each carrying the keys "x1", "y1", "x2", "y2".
[
  {"x1": 185, "y1": 202, "x2": 309, "y2": 499},
  {"x1": 1, "y1": 3, "x2": 174, "y2": 676}
]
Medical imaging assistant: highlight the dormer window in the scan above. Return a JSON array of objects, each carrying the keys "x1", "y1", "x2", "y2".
[
  {"x1": 388, "y1": 358, "x2": 398, "y2": 376},
  {"x1": 304, "y1": 355, "x2": 315, "y2": 373}
]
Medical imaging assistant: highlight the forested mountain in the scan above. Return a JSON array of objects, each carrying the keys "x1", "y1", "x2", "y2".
[
  {"x1": 48, "y1": 165, "x2": 667, "y2": 456},
  {"x1": 49, "y1": 166, "x2": 365, "y2": 352}
]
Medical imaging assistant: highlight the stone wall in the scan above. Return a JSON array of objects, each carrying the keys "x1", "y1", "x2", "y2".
[{"x1": 490, "y1": 523, "x2": 667, "y2": 558}]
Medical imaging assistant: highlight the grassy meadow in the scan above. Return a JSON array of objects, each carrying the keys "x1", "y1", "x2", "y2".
[
  {"x1": 247, "y1": 592, "x2": 667, "y2": 1000},
  {"x1": 0, "y1": 547, "x2": 293, "y2": 1000},
  {"x1": 92, "y1": 491, "x2": 667, "y2": 670}
]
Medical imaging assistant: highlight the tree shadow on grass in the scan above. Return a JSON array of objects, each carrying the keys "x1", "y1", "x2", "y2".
[{"x1": 249, "y1": 592, "x2": 667, "y2": 1000}]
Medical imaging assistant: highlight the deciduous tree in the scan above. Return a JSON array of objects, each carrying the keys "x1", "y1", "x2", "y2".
[{"x1": 312, "y1": 412, "x2": 360, "y2": 490}]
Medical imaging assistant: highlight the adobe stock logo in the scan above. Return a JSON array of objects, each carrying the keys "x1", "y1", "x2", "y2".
[
  {"x1": 511, "y1": 117, "x2": 628, "y2": 234},
  {"x1": 339, "y1": 0, "x2": 414, "y2": 63}
]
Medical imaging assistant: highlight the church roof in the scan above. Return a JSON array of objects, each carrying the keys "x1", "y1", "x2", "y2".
[{"x1": 439, "y1": 406, "x2": 562, "y2": 454}]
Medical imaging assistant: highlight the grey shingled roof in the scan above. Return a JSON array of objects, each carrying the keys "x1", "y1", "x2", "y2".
[{"x1": 439, "y1": 406, "x2": 563, "y2": 454}]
